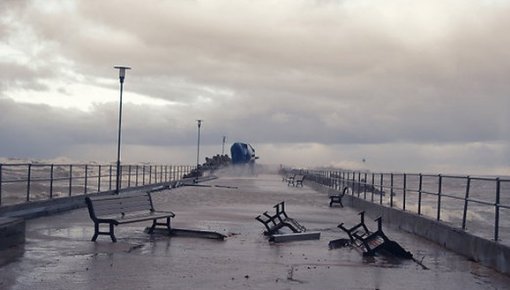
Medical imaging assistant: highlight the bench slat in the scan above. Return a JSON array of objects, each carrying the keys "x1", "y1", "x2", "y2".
[
  {"x1": 117, "y1": 211, "x2": 175, "y2": 224},
  {"x1": 91, "y1": 200, "x2": 121, "y2": 209},
  {"x1": 94, "y1": 208, "x2": 122, "y2": 217},
  {"x1": 120, "y1": 199, "x2": 151, "y2": 208},
  {"x1": 92, "y1": 202, "x2": 122, "y2": 216},
  {"x1": 121, "y1": 204, "x2": 153, "y2": 213},
  {"x1": 119, "y1": 194, "x2": 151, "y2": 201}
]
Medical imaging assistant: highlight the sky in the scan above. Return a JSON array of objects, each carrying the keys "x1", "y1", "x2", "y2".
[{"x1": 1, "y1": 0, "x2": 510, "y2": 175}]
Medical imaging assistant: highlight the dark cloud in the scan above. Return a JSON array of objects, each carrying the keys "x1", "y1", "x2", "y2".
[{"x1": 1, "y1": 0, "x2": 509, "y2": 174}]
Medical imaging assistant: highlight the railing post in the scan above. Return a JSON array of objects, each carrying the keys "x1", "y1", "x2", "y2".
[
  {"x1": 154, "y1": 165, "x2": 157, "y2": 183},
  {"x1": 351, "y1": 172, "x2": 355, "y2": 195},
  {"x1": 128, "y1": 165, "x2": 132, "y2": 188},
  {"x1": 84, "y1": 165, "x2": 88, "y2": 194},
  {"x1": 98, "y1": 165, "x2": 102, "y2": 193},
  {"x1": 403, "y1": 173, "x2": 407, "y2": 211},
  {"x1": 437, "y1": 174, "x2": 442, "y2": 221},
  {"x1": 69, "y1": 165, "x2": 73, "y2": 197},
  {"x1": 118, "y1": 165, "x2": 122, "y2": 192},
  {"x1": 462, "y1": 176, "x2": 471, "y2": 230},
  {"x1": 109, "y1": 165, "x2": 112, "y2": 191},
  {"x1": 495, "y1": 178, "x2": 501, "y2": 241},
  {"x1": 0, "y1": 164, "x2": 2, "y2": 205},
  {"x1": 371, "y1": 173, "x2": 375, "y2": 202},
  {"x1": 142, "y1": 165, "x2": 146, "y2": 185},
  {"x1": 357, "y1": 172, "x2": 361, "y2": 197},
  {"x1": 154, "y1": 166, "x2": 157, "y2": 184},
  {"x1": 418, "y1": 174, "x2": 423, "y2": 215},
  {"x1": 50, "y1": 164, "x2": 54, "y2": 199},
  {"x1": 135, "y1": 165, "x2": 139, "y2": 187},
  {"x1": 390, "y1": 173, "x2": 394, "y2": 207},
  {"x1": 363, "y1": 172, "x2": 367, "y2": 199},
  {"x1": 379, "y1": 173, "x2": 383, "y2": 204},
  {"x1": 26, "y1": 164, "x2": 32, "y2": 202},
  {"x1": 160, "y1": 165, "x2": 163, "y2": 183},
  {"x1": 149, "y1": 166, "x2": 152, "y2": 184}
]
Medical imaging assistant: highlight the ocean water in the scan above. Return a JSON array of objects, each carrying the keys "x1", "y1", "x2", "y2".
[{"x1": 0, "y1": 162, "x2": 187, "y2": 205}]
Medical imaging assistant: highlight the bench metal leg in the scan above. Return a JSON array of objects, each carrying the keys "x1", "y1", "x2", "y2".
[
  {"x1": 148, "y1": 218, "x2": 173, "y2": 235},
  {"x1": 165, "y1": 217, "x2": 172, "y2": 234},
  {"x1": 329, "y1": 197, "x2": 343, "y2": 208},
  {"x1": 92, "y1": 223, "x2": 99, "y2": 241},
  {"x1": 109, "y1": 223, "x2": 117, "y2": 242},
  {"x1": 148, "y1": 220, "x2": 157, "y2": 234},
  {"x1": 91, "y1": 222, "x2": 117, "y2": 242}
]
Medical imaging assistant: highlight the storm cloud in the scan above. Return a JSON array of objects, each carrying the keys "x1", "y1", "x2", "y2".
[{"x1": 1, "y1": 0, "x2": 509, "y2": 174}]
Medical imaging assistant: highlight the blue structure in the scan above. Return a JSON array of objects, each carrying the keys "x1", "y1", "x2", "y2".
[{"x1": 230, "y1": 142, "x2": 257, "y2": 165}]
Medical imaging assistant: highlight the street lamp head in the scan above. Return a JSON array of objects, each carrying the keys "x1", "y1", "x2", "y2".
[{"x1": 114, "y1": 66, "x2": 131, "y2": 82}]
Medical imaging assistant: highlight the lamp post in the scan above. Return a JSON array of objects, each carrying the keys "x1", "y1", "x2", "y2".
[
  {"x1": 196, "y1": 120, "x2": 202, "y2": 179},
  {"x1": 222, "y1": 136, "x2": 226, "y2": 155},
  {"x1": 114, "y1": 65, "x2": 131, "y2": 194}
]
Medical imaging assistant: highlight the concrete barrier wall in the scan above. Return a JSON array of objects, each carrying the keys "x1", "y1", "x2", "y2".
[
  {"x1": 0, "y1": 218, "x2": 25, "y2": 251},
  {"x1": 309, "y1": 181, "x2": 510, "y2": 275}
]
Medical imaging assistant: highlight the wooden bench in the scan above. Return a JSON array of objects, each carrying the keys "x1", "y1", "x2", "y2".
[
  {"x1": 336, "y1": 212, "x2": 390, "y2": 256},
  {"x1": 85, "y1": 192, "x2": 175, "y2": 242},
  {"x1": 351, "y1": 217, "x2": 387, "y2": 256},
  {"x1": 329, "y1": 186, "x2": 349, "y2": 207},
  {"x1": 288, "y1": 175, "x2": 305, "y2": 187},
  {"x1": 331, "y1": 211, "x2": 413, "y2": 258},
  {"x1": 282, "y1": 174, "x2": 295, "y2": 183},
  {"x1": 337, "y1": 211, "x2": 370, "y2": 243},
  {"x1": 255, "y1": 201, "x2": 306, "y2": 235}
]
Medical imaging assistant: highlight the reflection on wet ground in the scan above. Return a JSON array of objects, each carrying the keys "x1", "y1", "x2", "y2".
[{"x1": 0, "y1": 174, "x2": 509, "y2": 289}]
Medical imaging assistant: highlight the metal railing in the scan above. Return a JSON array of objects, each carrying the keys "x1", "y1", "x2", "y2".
[
  {"x1": 301, "y1": 169, "x2": 510, "y2": 243},
  {"x1": 0, "y1": 163, "x2": 193, "y2": 206}
]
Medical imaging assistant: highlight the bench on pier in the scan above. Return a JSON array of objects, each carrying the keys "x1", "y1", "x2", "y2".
[
  {"x1": 329, "y1": 186, "x2": 349, "y2": 207},
  {"x1": 288, "y1": 175, "x2": 305, "y2": 187},
  {"x1": 255, "y1": 201, "x2": 306, "y2": 235},
  {"x1": 333, "y1": 212, "x2": 412, "y2": 258},
  {"x1": 255, "y1": 202, "x2": 320, "y2": 242},
  {"x1": 331, "y1": 211, "x2": 383, "y2": 255},
  {"x1": 337, "y1": 211, "x2": 371, "y2": 244},
  {"x1": 85, "y1": 191, "x2": 175, "y2": 242},
  {"x1": 351, "y1": 216, "x2": 387, "y2": 256},
  {"x1": 282, "y1": 174, "x2": 295, "y2": 183}
]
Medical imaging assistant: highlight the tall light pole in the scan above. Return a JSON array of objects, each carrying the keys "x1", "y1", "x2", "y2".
[
  {"x1": 222, "y1": 136, "x2": 226, "y2": 155},
  {"x1": 114, "y1": 65, "x2": 131, "y2": 194},
  {"x1": 196, "y1": 120, "x2": 203, "y2": 179}
]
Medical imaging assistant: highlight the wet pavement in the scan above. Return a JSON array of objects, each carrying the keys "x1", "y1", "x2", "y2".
[{"x1": 0, "y1": 174, "x2": 509, "y2": 290}]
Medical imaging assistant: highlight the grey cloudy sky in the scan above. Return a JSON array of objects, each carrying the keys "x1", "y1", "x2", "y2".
[{"x1": 1, "y1": 0, "x2": 509, "y2": 175}]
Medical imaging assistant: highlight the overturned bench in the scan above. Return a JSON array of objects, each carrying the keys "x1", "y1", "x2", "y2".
[
  {"x1": 255, "y1": 201, "x2": 320, "y2": 242},
  {"x1": 85, "y1": 191, "x2": 175, "y2": 242},
  {"x1": 330, "y1": 211, "x2": 412, "y2": 258}
]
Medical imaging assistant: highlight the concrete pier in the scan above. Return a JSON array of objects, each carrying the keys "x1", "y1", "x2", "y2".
[{"x1": 0, "y1": 174, "x2": 509, "y2": 289}]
